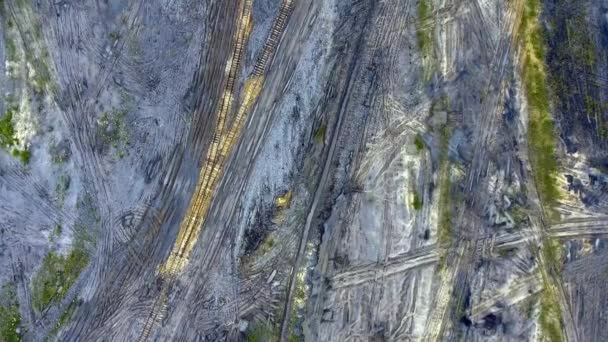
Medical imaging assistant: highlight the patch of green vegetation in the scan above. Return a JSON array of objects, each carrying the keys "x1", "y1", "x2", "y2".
[
  {"x1": 313, "y1": 123, "x2": 326, "y2": 144},
  {"x1": 537, "y1": 238, "x2": 564, "y2": 342},
  {"x1": 246, "y1": 321, "x2": 278, "y2": 342},
  {"x1": 416, "y1": 0, "x2": 434, "y2": 60},
  {"x1": 259, "y1": 235, "x2": 276, "y2": 255},
  {"x1": 0, "y1": 107, "x2": 30, "y2": 164},
  {"x1": 0, "y1": 283, "x2": 21, "y2": 342},
  {"x1": 11, "y1": 148, "x2": 29, "y2": 164},
  {"x1": 414, "y1": 134, "x2": 424, "y2": 152},
  {"x1": 518, "y1": 0, "x2": 560, "y2": 219},
  {"x1": 509, "y1": 204, "x2": 527, "y2": 225},
  {"x1": 0, "y1": 108, "x2": 18, "y2": 148},
  {"x1": 31, "y1": 246, "x2": 89, "y2": 312},
  {"x1": 539, "y1": 282, "x2": 564, "y2": 342},
  {"x1": 98, "y1": 108, "x2": 129, "y2": 158},
  {"x1": 519, "y1": 2, "x2": 567, "y2": 335},
  {"x1": 411, "y1": 191, "x2": 423, "y2": 210},
  {"x1": 542, "y1": 238, "x2": 562, "y2": 272},
  {"x1": 3, "y1": 0, "x2": 54, "y2": 91}
]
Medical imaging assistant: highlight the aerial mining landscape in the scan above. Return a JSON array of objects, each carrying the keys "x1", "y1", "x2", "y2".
[{"x1": 0, "y1": 0, "x2": 607, "y2": 341}]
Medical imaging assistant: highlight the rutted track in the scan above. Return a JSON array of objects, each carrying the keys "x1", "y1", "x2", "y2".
[
  {"x1": 468, "y1": 274, "x2": 542, "y2": 322},
  {"x1": 278, "y1": 0, "x2": 377, "y2": 338},
  {"x1": 329, "y1": 245, "x2": 439, "y2": 289},
  {"x1": 423, "y1": 0, "x2": 525, "y2": 339},
  {"x1": 138, "y1": 0, "x2": 295, "y2": 339},
  {"x1": 324, "y1": 217, "x2": 608, "y2": 292},
  {"x1": 137, "y1": 1, "x2": 254, "y2": 339}
]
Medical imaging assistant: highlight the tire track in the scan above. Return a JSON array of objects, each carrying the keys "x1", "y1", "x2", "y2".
[
  {"x1": 136, "y1": 0, "x2": 254, "y2": 338},
  {"x1": 138, "y1": 0, "x2": 295, "y2": 339},
  {"x1": 423, "y1": 0, "x2": 523, "y2": 339},
  {"x1": 278, "y1": 1, "x2": 377, "y2": 339}
]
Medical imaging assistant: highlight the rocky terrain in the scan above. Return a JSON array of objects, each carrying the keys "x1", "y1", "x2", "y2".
[{"x1": 0, "y1": 0, "x2": 607, "y2": 341}]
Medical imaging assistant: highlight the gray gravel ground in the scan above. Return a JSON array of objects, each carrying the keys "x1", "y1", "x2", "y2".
[{"x1": 2, "y1": 0, "x2": 608, "y2": 341}]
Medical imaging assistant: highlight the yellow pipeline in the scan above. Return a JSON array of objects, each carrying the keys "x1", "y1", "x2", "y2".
[
  {"x1": 160, "y1": 0, "x2": 293, "y2": 277},
  {"x1": 160, "y1": 0, "x2": 256, "y2": 276}
]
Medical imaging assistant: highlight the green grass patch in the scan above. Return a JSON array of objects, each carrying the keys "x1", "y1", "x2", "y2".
[
  {"x1": 11, "y1": 148, "x2": 29, "y2": 164},
  {"x1": 0, "y1": 107, "x2": 30, "y2": 164},
  {"x1": 2, "y1": 0, "x2": 56, "y2": 94},
  {"x1": 416, "y1": 0, "x2": 434, "y2": 60},
  {"x1": 259, "y1": 235, "x2": 276, "y2": 255},
  {"x1": 412, "y1": 191, "x2": 423, "y2": 210},
  {"x1": 540, "y1": 293, "x2": 562, "y2": 342},
  {"x1": 542, "y1": 238, "x2": 562, "y2": 272},
  {"x1": 31, "y1": 247, "x2": 89, "y2": 312},
  {"x1": 98, "y1": 108, "x2": 129, "y2": 158},
  {"x1": 414, "y1": 134, "x2": 424, "y2": 152},
  {"x1": 538, "y1": 239, "x2": 564, "y2": 341},
  {"x1": 245, "y1": 321, "x2": 278, "y2": 342},
  {"x1": 509, "y1": 204, "x2": 528, "y2": 226},
  {"x1": 519, "y1": 4, "x2": 566, "y2": 336},
  {"x1": 313, "y1": 123, "x2": 326, "y2": 144},
  {"x1": 0, "y1": 283, "x2": 21, "y2": 342},
  {"x1": 0, "y1": 108, "x2": 18, "y2": 148},
  {"x1": 539, "y1": 274, "x2": 564, "y2": 342},
  {"x1": 519, "y1": 0, "x2": 560, "y2": 219}
]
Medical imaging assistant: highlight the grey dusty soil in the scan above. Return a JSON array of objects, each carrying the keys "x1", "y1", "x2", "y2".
[{"x1": 1, "y1": 0, "x2": 608, "y2": 341}]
